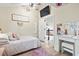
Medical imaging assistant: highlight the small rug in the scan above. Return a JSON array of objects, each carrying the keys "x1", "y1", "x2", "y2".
[{"x1": 31, "y1": 48, "x2": 50, "y2": 56}]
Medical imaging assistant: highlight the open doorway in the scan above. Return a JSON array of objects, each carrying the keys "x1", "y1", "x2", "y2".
[
  {"x1": 45, "y1": 15, "x2": 54, "y2": 46},
  {"x1": 38, "y1": 4, "x2": 55, "y2": 48}
]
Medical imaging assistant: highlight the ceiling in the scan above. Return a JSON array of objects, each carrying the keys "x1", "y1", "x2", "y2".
[
  {"x1": 0, "y1": 3, "x2": 21, "y2": 7},
  {"x1": 0, "y1": 3, "x2": 41, "y2": 7},
  {"x1": 0, "y1": 3, "x2": 69, "y2": 10},
  {"x1": 0, "y1": 3, "x2": 41, "y2": 11}
]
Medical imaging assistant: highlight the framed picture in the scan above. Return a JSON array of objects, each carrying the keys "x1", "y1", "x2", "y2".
[{"x1": 11, "y1": 14, "x2": 30, "y2": 22}]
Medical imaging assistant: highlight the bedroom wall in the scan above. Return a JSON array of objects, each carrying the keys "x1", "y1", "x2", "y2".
[
  {"x1": 0, "y1": 6, "x2": 39, "y2": 37},
  {"x1": 54, "y1": 3, "x2": 79, "y2": 51},
  {"x1": 54, "y1": 3, "x2": 79, "y2": 24},
  {"x1": 53, "y1": 3, "x2": 79, "y2": 36}
]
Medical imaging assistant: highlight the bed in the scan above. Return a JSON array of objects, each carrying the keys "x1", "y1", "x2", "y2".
[{"x1": 0, "y1": 34, "x2": 40, "y2": 56}]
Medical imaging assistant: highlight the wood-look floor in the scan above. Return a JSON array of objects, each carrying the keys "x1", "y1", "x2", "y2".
[
  {"x1": 17, "y1": 41, "x2": 72, "y2": 56},
  {"x1": 40, "y1": 41, "x2": 72, "y2": 56}
]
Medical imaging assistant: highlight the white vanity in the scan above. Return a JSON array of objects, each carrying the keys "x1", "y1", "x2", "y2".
[{"x1": 59, "y1": 35, "x2": 79, "y2": 56}]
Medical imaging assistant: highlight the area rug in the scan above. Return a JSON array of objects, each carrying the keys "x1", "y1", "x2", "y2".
[{"x1": 31, "y1": 48, "x2": 50, "y2": 56}]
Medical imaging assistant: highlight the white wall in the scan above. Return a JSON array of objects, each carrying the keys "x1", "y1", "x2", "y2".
[
  {"x1": 54, "y1": 3, "x2": 79, "y2": 35},
  {"x1": 54, "y1": 3, "x2": 79, "y2": 24},
  {"x1": 54, "y1": 3, "x2": 79, "y2": 51},
  {"x1": 0, "y1": 6, "x2": 39, "y2": 37}
]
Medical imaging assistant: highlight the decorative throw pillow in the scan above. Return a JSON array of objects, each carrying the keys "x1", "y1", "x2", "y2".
[
  {"x1": 8, "y1": 32, "x2": 19, "y2": 41},
  {"x1": 12, "y1": 33, "x2": 17, "y2": 38}
]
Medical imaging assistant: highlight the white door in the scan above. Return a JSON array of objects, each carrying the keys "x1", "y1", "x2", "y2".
[{"x1": 39, "y1": 18, "x2": 46, "y2": 42}]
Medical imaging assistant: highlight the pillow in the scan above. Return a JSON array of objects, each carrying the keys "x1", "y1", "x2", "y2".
[
  {"x1": 8, "y1": 32, "x2": 19, "y2": 41},
  {"x1": 0, "y1": 38, "x2": 9, "y2": 46},
  {"x1": 12, "y1": 33, "x2": 17, "y2": 38},
  {"x1": 0, "y1": 33, "x2": 9, "y2": 40},
  {"x1": 0, "y1": 33, "x2": 9, "y2": 46}
]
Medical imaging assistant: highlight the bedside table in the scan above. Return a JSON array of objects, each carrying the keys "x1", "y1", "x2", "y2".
[{"x1": 0, "y1": 47, "x2": 5, "y2": 56}]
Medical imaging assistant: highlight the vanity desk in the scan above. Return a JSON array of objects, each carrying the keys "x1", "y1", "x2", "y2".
[{"x1": 59, "y1": 35, "x2": 79, "y2": 56}]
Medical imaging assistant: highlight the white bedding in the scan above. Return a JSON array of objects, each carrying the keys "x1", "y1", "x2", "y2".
[{"x1": 2, "y1": 36, "x2": 40, "y2": 56}]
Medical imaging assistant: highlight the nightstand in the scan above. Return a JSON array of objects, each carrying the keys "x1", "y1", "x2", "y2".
[{"x1": 0, "y1": 47, "x2": 5, "y2": 56}]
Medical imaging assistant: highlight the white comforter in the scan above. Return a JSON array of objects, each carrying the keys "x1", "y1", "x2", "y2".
[{"x1": 3, "y1": 36, "x2": 40, "y2": 56}]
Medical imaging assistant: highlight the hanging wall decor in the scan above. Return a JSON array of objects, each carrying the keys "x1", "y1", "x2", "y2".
[{"x1": 12, "y1": 14, "x2": 30, "y2": 22}]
